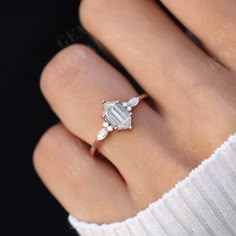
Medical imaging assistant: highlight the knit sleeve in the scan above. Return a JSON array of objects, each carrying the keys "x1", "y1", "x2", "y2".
[{"x1": 68, "y1": 133, "x2": 236, "y2": 236}]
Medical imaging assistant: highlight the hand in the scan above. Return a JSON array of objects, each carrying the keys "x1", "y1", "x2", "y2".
[{"x1": 34, "y1": 0, "x2": 236, "y2": 224}]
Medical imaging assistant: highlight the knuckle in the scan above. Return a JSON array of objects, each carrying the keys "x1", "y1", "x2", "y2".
[
  {"x1": 79, "y1": 0, "x2": 109, "y2": 29},
  {"x1": 40, "y1": 44, "x2": 91, "y2": 96}
]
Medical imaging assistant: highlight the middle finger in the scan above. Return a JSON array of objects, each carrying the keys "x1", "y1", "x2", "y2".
[{"x1": 80, "y1": 0, "x2": 220, "y2": 114}]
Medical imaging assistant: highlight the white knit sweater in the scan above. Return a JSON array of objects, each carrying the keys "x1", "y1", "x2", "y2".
[{"x1": 69, "y1": 133, "x2": 236, "y2": 236}]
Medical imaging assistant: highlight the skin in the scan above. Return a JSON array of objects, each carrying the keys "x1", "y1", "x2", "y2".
[{"x1": 34, "y1": 0, "x2": 236, "y2": 224}]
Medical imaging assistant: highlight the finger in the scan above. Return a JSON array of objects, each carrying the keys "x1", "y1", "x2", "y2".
[
  {"x1": 161, "y1": 0, "x2": 236, "y2": 70},
  {"x1": 79, "y1": 0, "x2": 216, "y2": 114},
  {"x1": 33, "y1": 124, "x2": 136, "y2": 223},
  {"x1": 40, "y1": 44, "x2": 189, "y2": 202}
]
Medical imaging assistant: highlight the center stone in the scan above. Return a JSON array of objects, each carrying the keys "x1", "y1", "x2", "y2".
[{"x1": 102, "y1": 101, "x2": 132, "y2": 130}]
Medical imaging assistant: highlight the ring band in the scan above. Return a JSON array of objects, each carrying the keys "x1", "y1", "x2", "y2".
[{"x1": 90, "y1": 94, "x2": 148, "y2": 156}]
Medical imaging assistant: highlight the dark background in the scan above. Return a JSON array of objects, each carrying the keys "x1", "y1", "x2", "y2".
[
  {"x1": 1, "y1": 1, "x2": 181, "y2": 235},
  {"x1": 2, "y1": 0, "x2": 81, "y2": 235}
]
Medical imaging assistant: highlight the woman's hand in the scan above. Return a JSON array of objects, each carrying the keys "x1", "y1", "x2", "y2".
[{"x1": 34, "y1": 0, "x2": 236, "y2": 224}]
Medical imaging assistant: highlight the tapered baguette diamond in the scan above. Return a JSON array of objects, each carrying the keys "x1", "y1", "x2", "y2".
[{"x1": 103, "y1": 101, "x2": 131, "y2": 130}]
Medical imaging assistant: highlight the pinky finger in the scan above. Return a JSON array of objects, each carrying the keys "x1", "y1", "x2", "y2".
[{"x1": 33, "y1": 124, "x2": 135, "y2": 224}]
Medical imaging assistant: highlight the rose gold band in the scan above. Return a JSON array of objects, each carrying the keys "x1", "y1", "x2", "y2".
[{"x1": 90, "y1": 94, "x2": 148, "y2": 156}]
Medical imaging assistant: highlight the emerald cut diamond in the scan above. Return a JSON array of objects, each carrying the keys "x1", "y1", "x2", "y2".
[{"x1": 102, "y1": 100, "x2": 134, "y2": 130}]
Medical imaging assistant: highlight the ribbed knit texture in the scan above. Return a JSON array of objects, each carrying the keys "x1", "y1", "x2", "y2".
[{"x1": 69, "y1": 133, "x2": 236, "y2": 236}]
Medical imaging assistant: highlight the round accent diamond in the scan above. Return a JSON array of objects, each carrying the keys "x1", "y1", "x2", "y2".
[
  {"x1": 122, "y1": 102, "x2": 128, "y2": 107},
  {"x1": 126, "y1": 106, "x2": 132, "y2": 111},
  {"x1": 103, "y1": 122, "x2": 109, "y2": 127},
  {"x1": 107, "y1": 126, "x2": 113, "y2": 132},
  {"x1": 97, "y1": 128, "x2": 108, "y2": 140}
]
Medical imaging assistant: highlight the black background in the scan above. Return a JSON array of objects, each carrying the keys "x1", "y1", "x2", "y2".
[
  {"x1": 2, "y1": 1, "x2": 81, "y2": 235},
  {"x1": 1, "y1": 1, "x2": 179, "y2": 235}
]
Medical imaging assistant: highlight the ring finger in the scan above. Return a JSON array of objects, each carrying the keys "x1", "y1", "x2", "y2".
[{"x1": 40, "y1": 44, "x2": 190, "y2": 202}]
